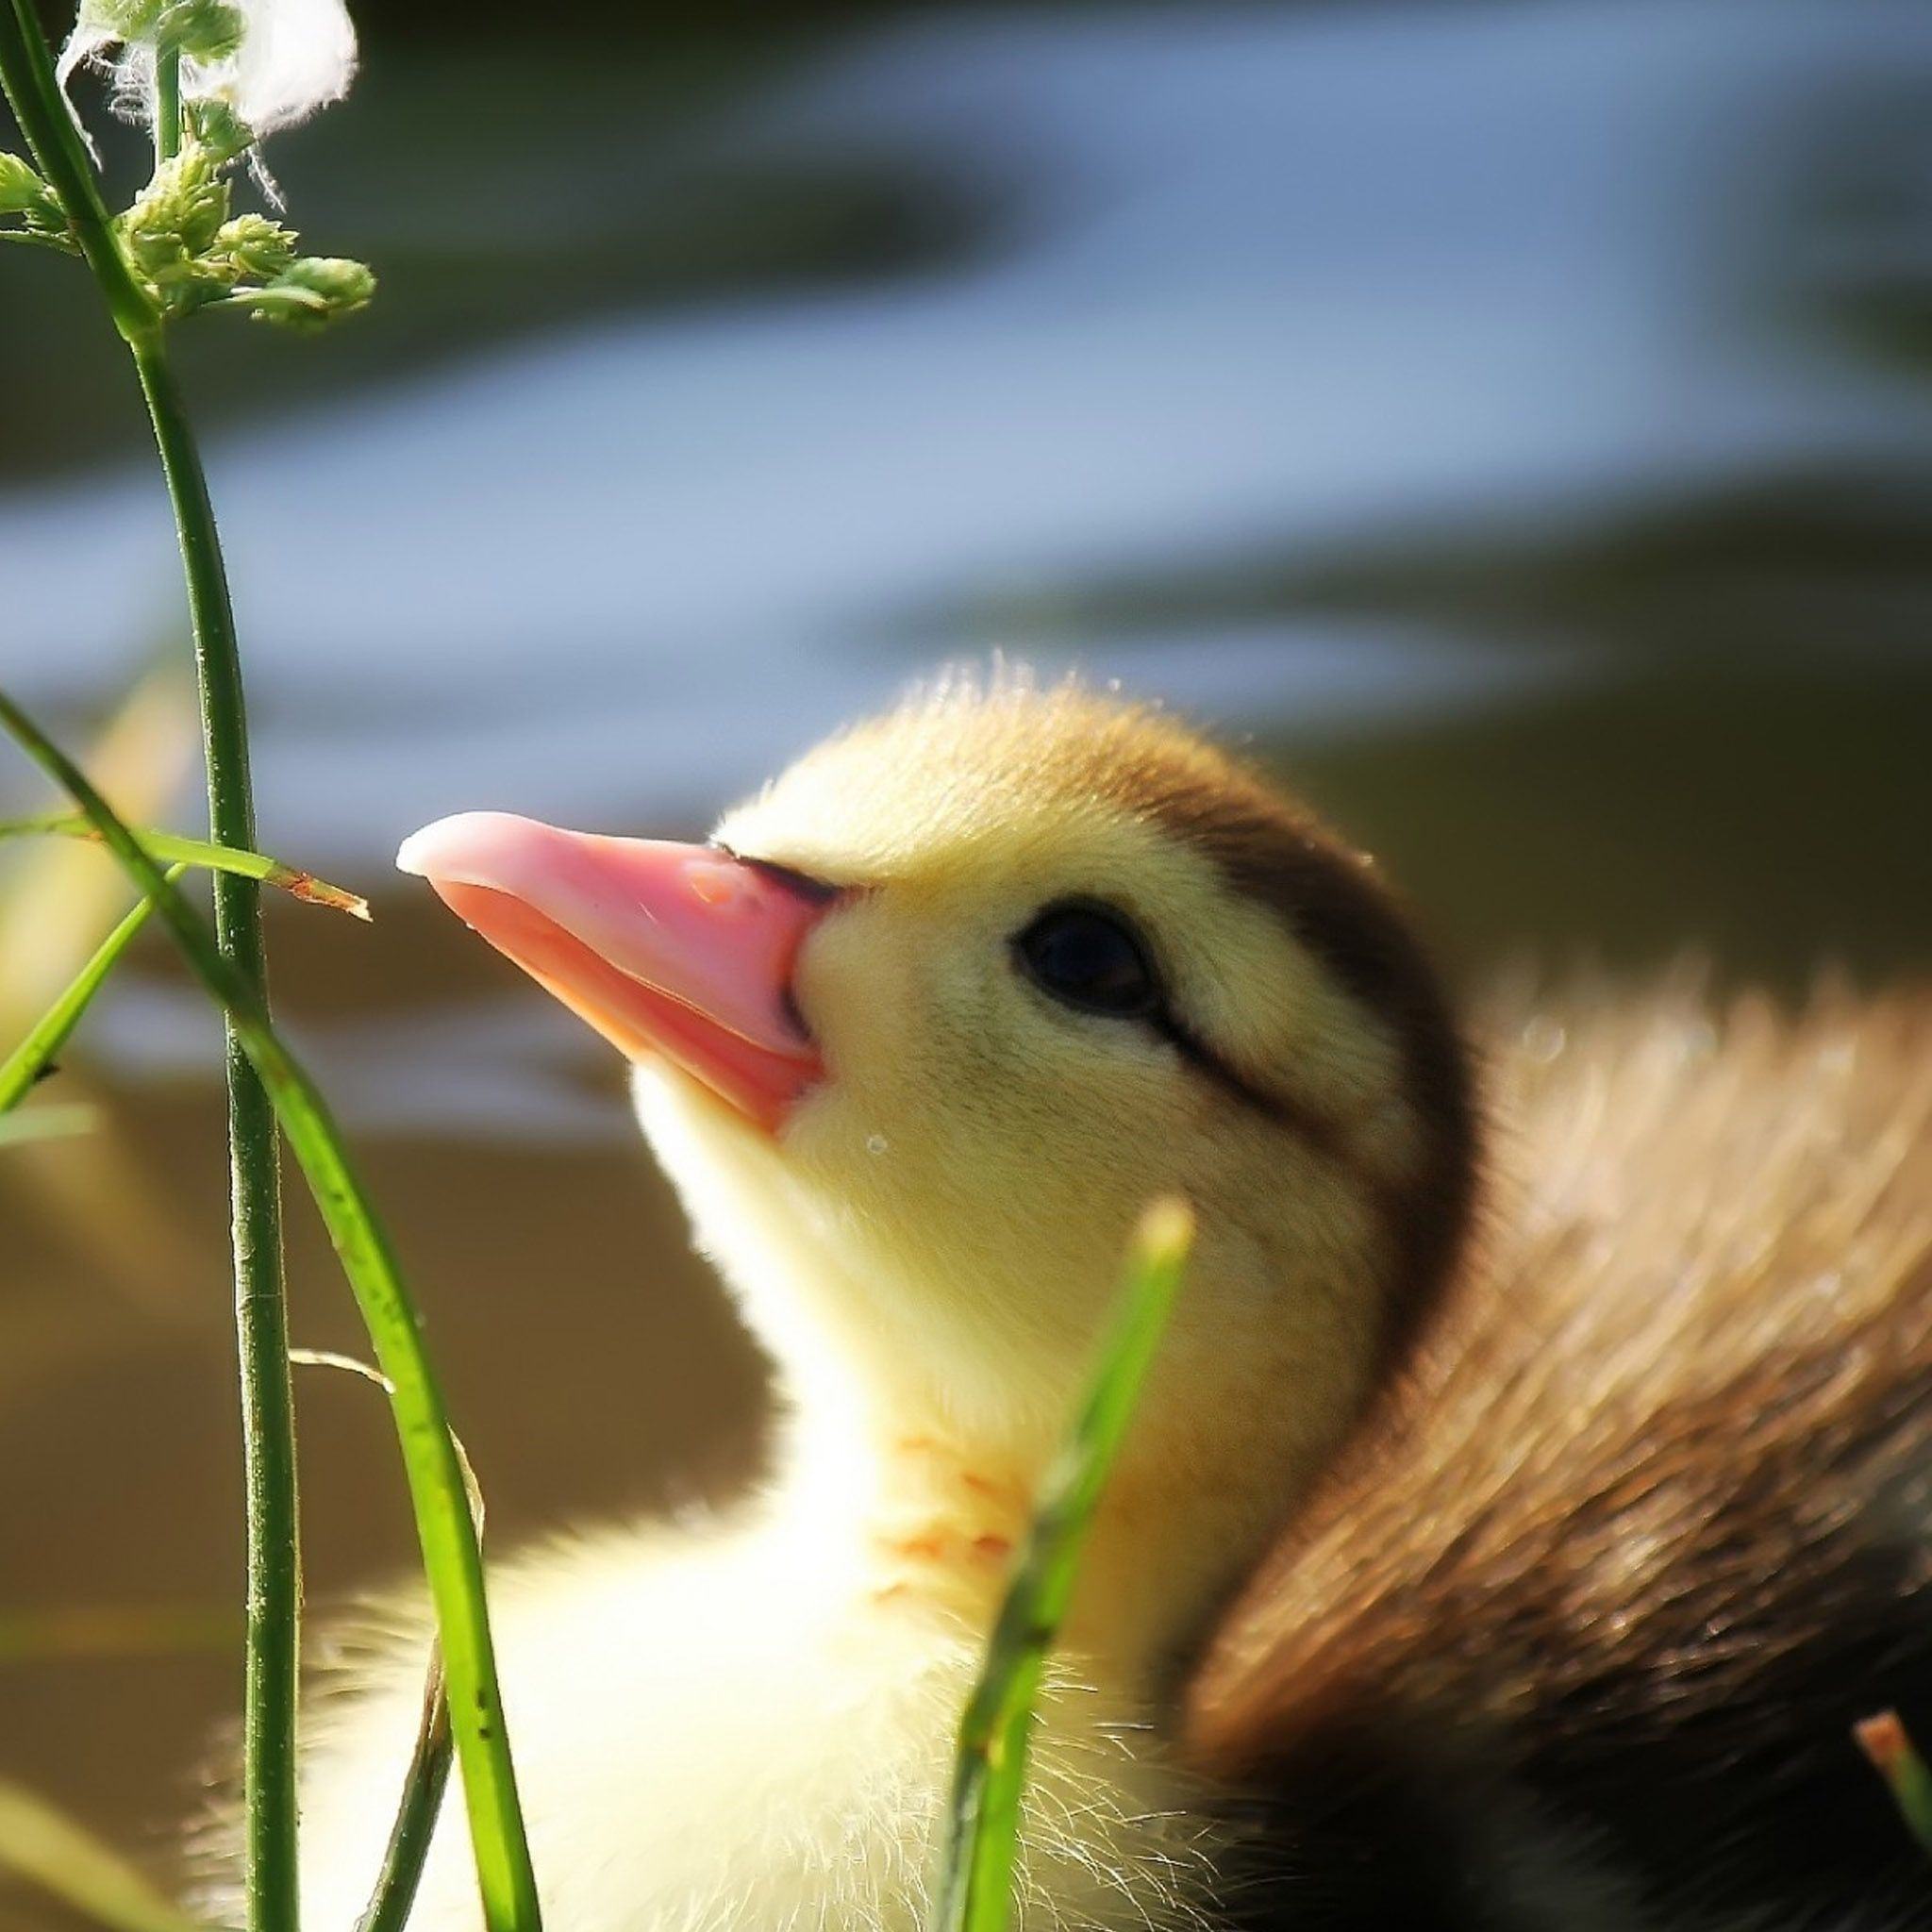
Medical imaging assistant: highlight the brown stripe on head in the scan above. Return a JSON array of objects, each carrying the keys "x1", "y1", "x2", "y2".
[{"x1": 1034, "y1": 687, "x2": 1481, "y2": 1370}]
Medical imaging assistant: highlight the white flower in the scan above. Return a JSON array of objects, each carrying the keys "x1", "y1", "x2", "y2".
[{"x1": 59, "y1": 0, "x2": 357, "y2": 142}]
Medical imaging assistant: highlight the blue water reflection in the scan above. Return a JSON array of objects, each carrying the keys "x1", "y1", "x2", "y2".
[{"x1": 3, "y1": 0, "x2": 1930, "y2": 861}]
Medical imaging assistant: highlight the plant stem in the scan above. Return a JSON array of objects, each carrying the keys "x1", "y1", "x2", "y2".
[
  {"x1": 0, "y1": 7, "x2": 301, "y2": 1915},
  {"x1": 0, "y1": 0, "x2": 157, "y2": 342},
  {"x1": 128, "y1": 328, "x2": 300, "y2": 1932},
  {"x1": 357, "y1": 1656, "x2": 456, "y2": 1932},
  {"x1": 930, "y1": 1199, "x2": 1193, "y2": 1932},
  {"x1": 286, "y1": 1350, "x2": 471, "y2": 1932},
  {"x1": 154, "y1": 44, "x2": 180, "y2": 162},
  {"x1": 0, "y1": 689, "x2": 543, "y2": 1932}
]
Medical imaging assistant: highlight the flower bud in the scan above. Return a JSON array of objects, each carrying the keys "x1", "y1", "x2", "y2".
[
  {"x1": 213, "y1": 211, "x2": 295, "y2": 278},
  {"x1": 120, "y1": 143, "x2": 228, "y2": 271},
  {"x1": 250, "y1": 252, "x2": 374, "y2": 329}
]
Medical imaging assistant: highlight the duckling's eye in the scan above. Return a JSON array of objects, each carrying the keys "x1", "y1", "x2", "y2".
[{"x1": 1012, "y1": 902, "x2": 1161, "y2": 1020}]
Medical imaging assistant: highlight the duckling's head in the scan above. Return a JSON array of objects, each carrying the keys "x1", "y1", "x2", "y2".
[{"x1": 401, "y1": 678, "x2": 1474, "y2": 1613}]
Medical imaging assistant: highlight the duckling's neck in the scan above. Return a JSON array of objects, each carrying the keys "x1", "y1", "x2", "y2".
[
  {"x1": 641, "y1": 1080, "x2": 1349, "y2": 1681},
  {"x1": 769, "y1": 1345, "x2": 1305, "y2": 1679}
]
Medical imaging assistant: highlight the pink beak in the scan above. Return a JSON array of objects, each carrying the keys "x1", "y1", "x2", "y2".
[{"x1": 396, "y1": 812, "x2": 830, "y2": 1133}]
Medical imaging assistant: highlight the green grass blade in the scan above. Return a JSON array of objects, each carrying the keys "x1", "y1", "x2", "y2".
[
  {"x1": 0, "y1": 1779, "x2": 214, "y2": 1932},
  {"x1": 0, "y1": 861, "x2": 186, "y2": 1114},
  {"x1": 929, "y1": 1197, "x2": 1194, "y2": 1932},
  {"x1": 288, "y1": 1349, "x2": 473, "y2": 1932},
  {"x1": 0, "y1": 814, "x2": 371, "y2": 919},
  {"x1": 1856, "y1": 1710, "x2": 1932, "y2": 1859},
  {"x1": 0, "y1": 689, "x2": 542, "y2": 1932},
  {"x1": 356, "y1": 1653, "x2": 457, "y2": 1932}
]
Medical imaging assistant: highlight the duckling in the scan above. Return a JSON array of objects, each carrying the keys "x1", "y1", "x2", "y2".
[{"x1": 231, "y1": 675, "x2": 1930, "y2": 1932}]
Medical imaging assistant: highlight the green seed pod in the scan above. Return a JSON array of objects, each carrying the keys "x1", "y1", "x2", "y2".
[{"x1": 254, "y1": 253, "x2": 375, "y2": 329}]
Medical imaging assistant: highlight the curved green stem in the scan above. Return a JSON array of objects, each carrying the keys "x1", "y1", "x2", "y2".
[
  {"x1": 286, "y1": 1351, "x2": 473, "y2": 1932},
  {"x1": 0, "y1": 0, "x2": 157, "y2": 341},
  {"x1": 1, "y1": 9, "x2": 524, "y2": 1924},
  {"x1": 1, "y1": 5, "x2": 298, "y2": 1916},
  {"x1": 0, "y1": 814, "x2": 368, "y2": 1118},
  {"x1": 930, "y1": 1200, "x2": 1192, "y2": 1932},
  {"x1": 0, "y1": 690, "x2": 542, "y2": 1932},
  {"x1": 357, "y1": 1656, "x2": 456, "y2": 1932}
]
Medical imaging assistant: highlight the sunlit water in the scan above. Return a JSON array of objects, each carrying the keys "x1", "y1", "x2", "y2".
[{"x1": 3, "y1": 0, "x2": 1931, "y2": 1130}]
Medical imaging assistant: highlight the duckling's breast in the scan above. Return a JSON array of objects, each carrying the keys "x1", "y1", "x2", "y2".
[{"x1": 275, "y1": 1507, "x2": 1234, "y2": 1932}]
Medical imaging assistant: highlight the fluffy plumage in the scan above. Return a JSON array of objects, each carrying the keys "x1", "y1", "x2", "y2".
[
  {"x1": 1191, "y1": 975, "x2": 1932, "y2": 1929},
  {"x1": 197, "y1": 676, "x2": 1932, "y2": 1931}
]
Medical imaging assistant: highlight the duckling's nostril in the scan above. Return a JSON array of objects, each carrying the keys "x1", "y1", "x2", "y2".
[{"x1": 711, "y1": 844, "x2": 841, "y2": 908}]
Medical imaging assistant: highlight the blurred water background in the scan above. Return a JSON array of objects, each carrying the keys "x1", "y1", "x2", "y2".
[{"x1": 3, "y1": 0, "x2": 1932, "y2": 1892}]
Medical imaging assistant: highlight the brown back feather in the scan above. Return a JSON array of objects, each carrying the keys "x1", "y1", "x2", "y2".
[{"x1": 1186, "y1": 973, "x2": 1932, "y2": 1923}]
